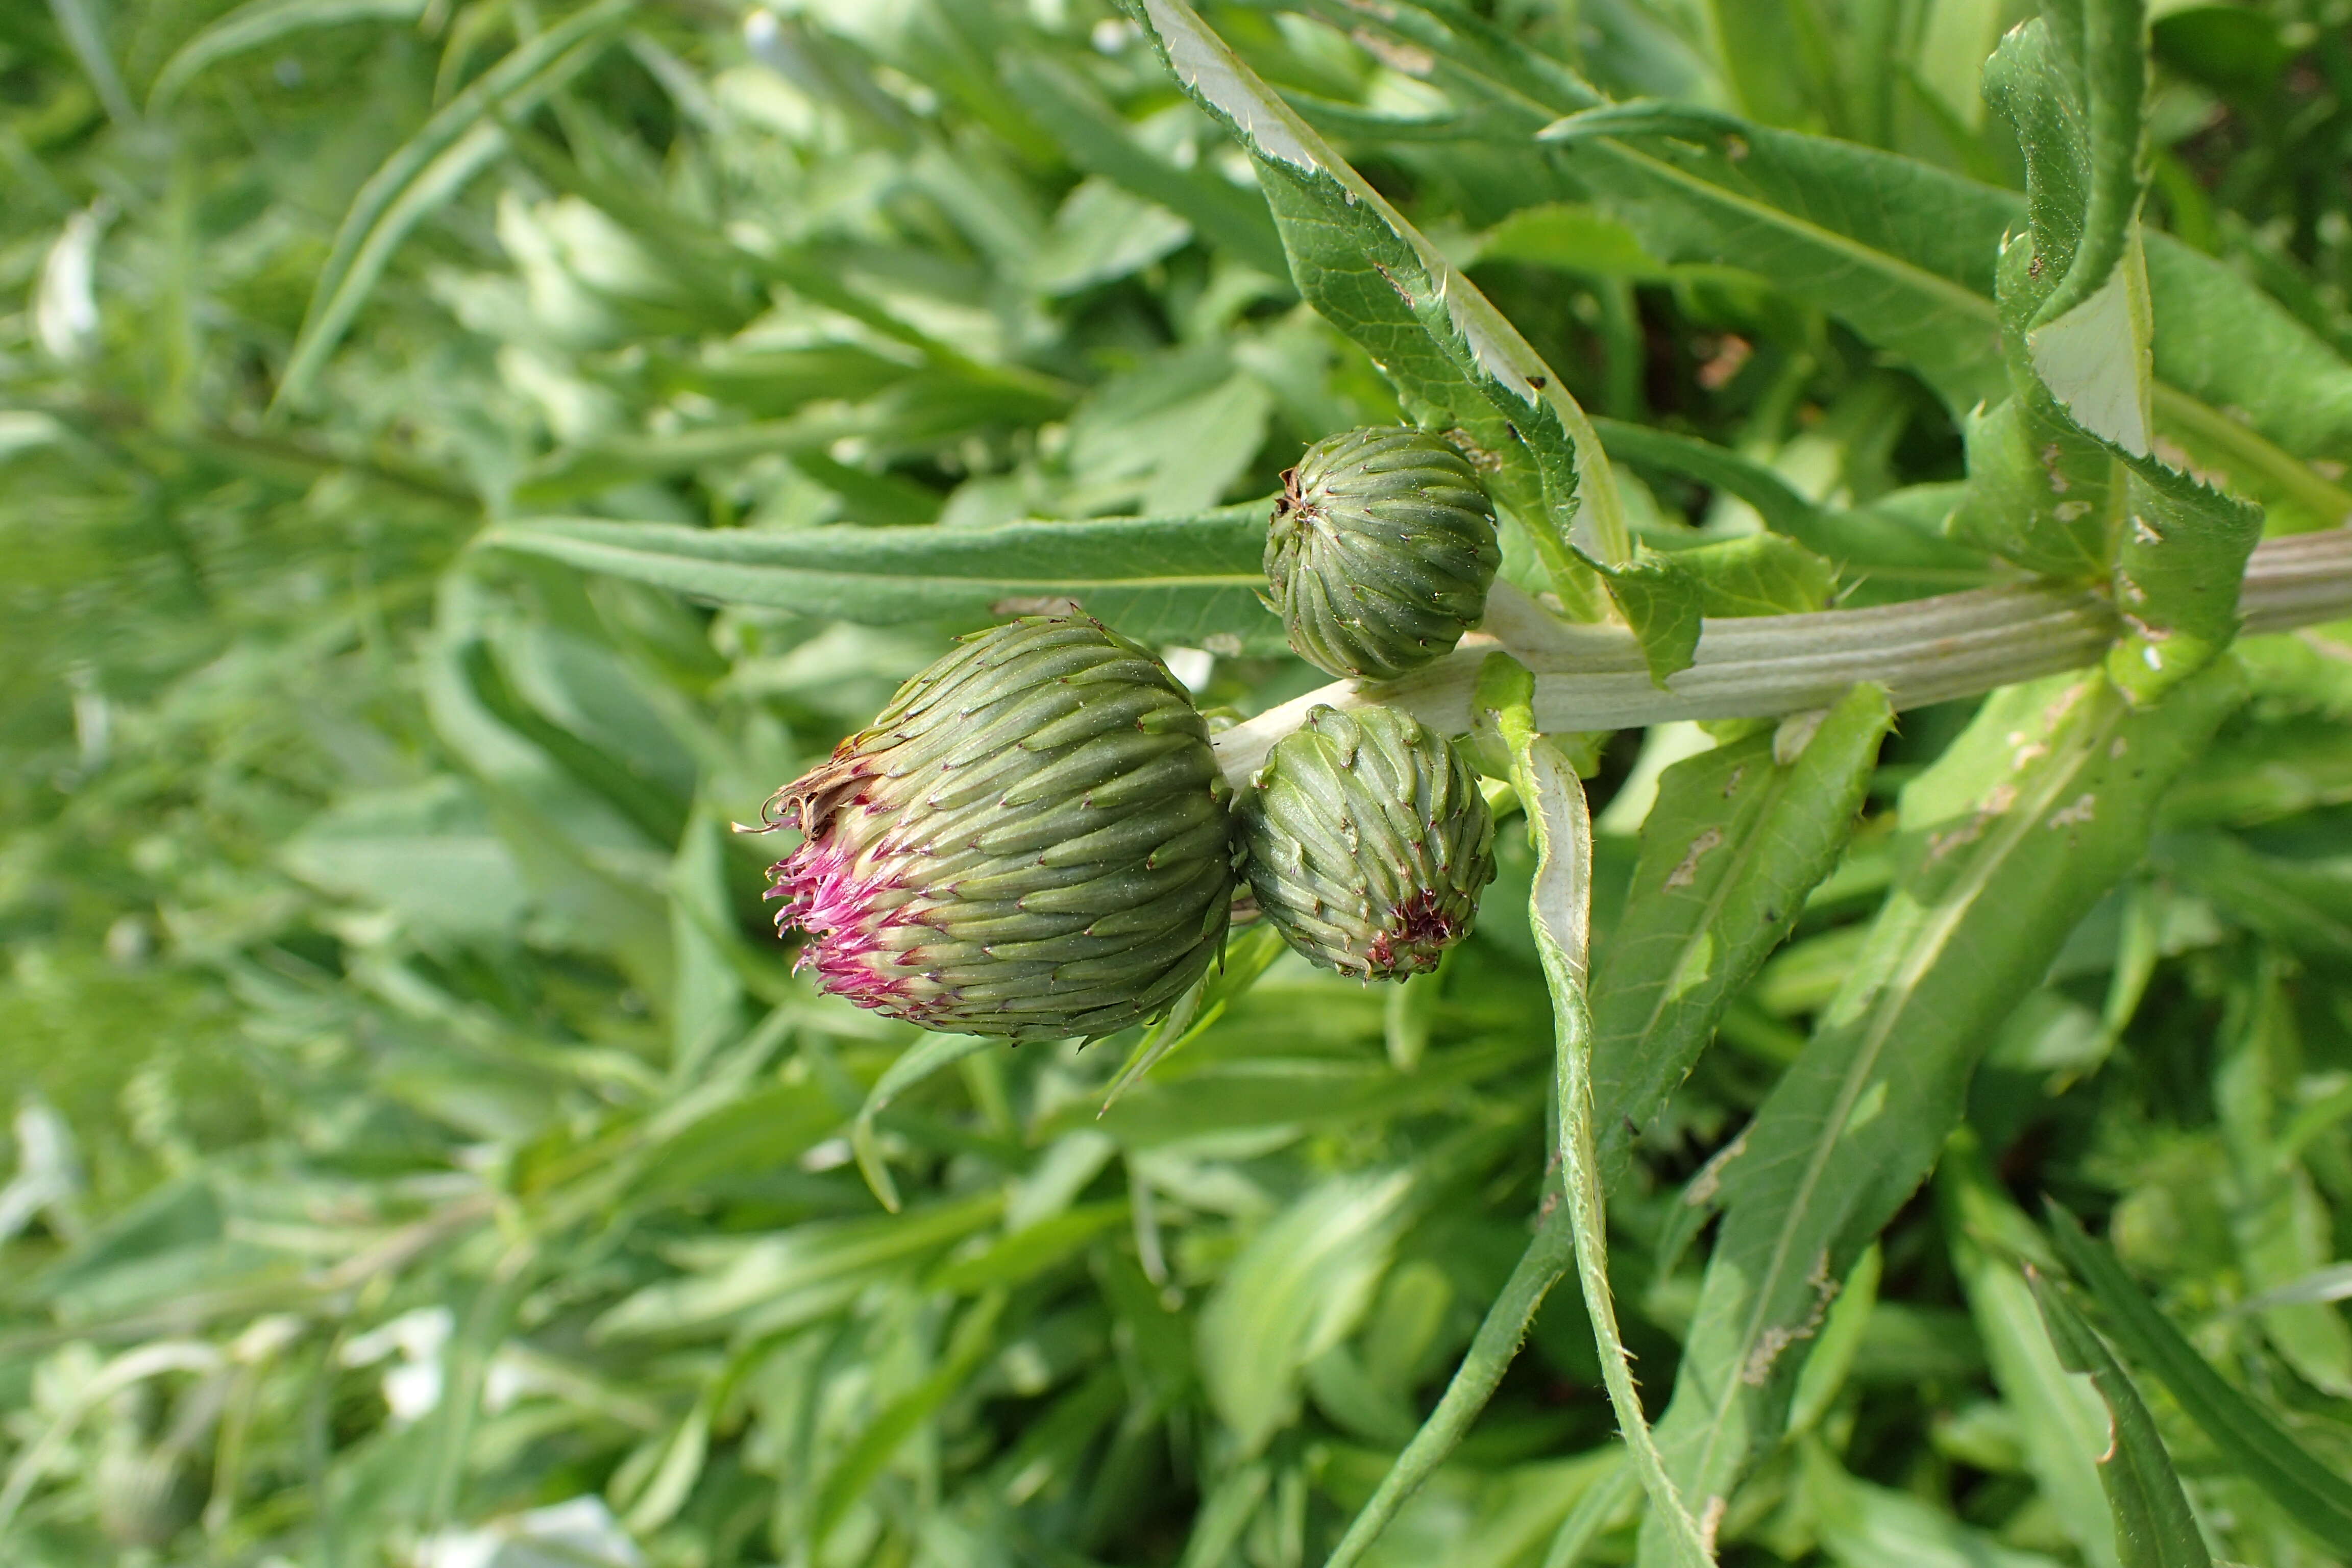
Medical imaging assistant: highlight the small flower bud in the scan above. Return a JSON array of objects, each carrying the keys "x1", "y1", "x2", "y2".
[
  {"x1": 1265, "y1": 426, "x2": 1500, "y2": 680},
  {"x1": 1238, "y1": 704, "x2": 1496, "y2": 979}
]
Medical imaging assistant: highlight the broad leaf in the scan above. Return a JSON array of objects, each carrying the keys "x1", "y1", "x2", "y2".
[
  {"x1": 1640, "y1": 663, "x2": 2243, "y2": 1556},
  {"x1": 1131, "y1": 0, "x2": 1631, "y2": 612},
  {"x1": 1591, "y1": 683, "x2": 1894, "y2": 1188}
]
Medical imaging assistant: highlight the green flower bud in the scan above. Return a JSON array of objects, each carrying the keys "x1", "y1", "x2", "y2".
[
  {"x1": 1238, "y1": 704, "x2": 1495, "y2": 979},
  {"x1": 1265, "y1": 426, "x2": 1500, "y2": 680},
  {"x1": 763, "y1": 617, "x2": 1236, "y2": 1040}
]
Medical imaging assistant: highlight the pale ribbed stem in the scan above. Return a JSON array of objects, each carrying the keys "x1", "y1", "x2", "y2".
[{"x1": 1214, "y1": 529, "x2": 2352, "y2": 786}]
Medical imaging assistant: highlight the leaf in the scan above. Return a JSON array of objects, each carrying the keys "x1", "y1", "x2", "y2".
[
  {"x1": 1590, "y1": 551, "x2": 1701, "y2": 686},
  {"x1": 1590, "y1": 683, "x2": 1894, "y2": 1188},
  {"x1": 1586, "y1": 534, "x2": 1836, "y2": 685},
  {"x1": 997, "y1": 52, "x2": 1290, "y2": 279},
  {"x1": 1948, "y1": 389, "x2": 2123, "y2": 580},
  {"x1": 1562, "y1": 118, "x2": 2016, "y2": 411},
  {"x1": 1944, "y1": 1142, "x2": 2126, "y2": 1568},
  {"x1": 1130, "y1": 0, "x2": 1631, "y2": 608},
  {"x1": 274, "y1": 0, "x2": 635, "y2": 409},
  {"x1": 149, "y1": 0, "x2": 426, "y2": 110},
  {"x1": 1476, "y1": 203, "x2": 1667, "y2": 279},
  {"x1": 591, "y1": 1194, "x2": 1003, "y2": 1339},
  {"x1": 1482, "y1": 655, "x2": 1714, "y2": 1567},
  {"x1": 2028, "y1": 243, "x2": 2157, "y2": 459},
  {"x1": 2029, "y1": 1273, "x2": 2215, "y2": 1568},
  {"x1": 851, "y1": 1033, "x2": 994, "y2": 1213},
  {"x1": 1801, "y1": 1441, "x2": 2068, "y2": 1568},
  {"x1": 1098, "y1": 922, "x2": 1288, "y2": 1112},
  {"x1": 1640, "y1": 663, "x2": 2244, "y2": 1555},
  {"x1": 2046, "y1": 1204, "x2": 2352, "y2": 1546},
  {"x1": 2105, "y1": 459, "x2": 2264, "y2": 702},
  {"x1": 1592, "y1": 425, "x2": 1993, "y2": 588},
  {"x1": 483, "y1": 505, "x2": 1285, "y2": 653},
  {"x1": 1195, "y1": 1171, "x2": 1412, "y2": 1456},
  {"x1": 1670, "y1": 533, "x2": 1839, "y2": 618}
]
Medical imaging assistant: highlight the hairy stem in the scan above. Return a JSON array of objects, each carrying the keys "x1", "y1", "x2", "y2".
[{"x1": 1214, "y1": 529, "x2": 2352, "y2": 786}]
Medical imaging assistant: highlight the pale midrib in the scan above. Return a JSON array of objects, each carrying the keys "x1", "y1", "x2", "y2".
[{"x1": 1683, "y1": 689, "x2": 2119, "y2": 1498}]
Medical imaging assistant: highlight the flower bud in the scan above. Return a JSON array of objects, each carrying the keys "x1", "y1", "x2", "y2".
[
  {"x1": 1265, "y1": 426, "x2": 1500, "y2": 680},
  {"x1": 762, "y1": 617, "x2": 1236, "y2": 1040},
  {"x1": 1238, "y1": 704, "x2": 1495, "y2": 979}
]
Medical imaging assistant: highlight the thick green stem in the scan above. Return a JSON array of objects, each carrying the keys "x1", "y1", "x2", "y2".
[{"x1": 1215, "y1": 529, "x2": 2352, "y2": 787}]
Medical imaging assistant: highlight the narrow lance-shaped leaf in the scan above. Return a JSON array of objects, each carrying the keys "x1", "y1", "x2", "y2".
[
  {"x1": 2044, "y1": 1203, "x2": 2352, "y2": 1548},
  {"x1": 1483, "y1": 655, "x2": 1716, "y2": 1568},
  {"x1": 273, "y1": 0, "x2": 636, "y2": 409},
  {"x1": 1944, "y1": 1136, "x2": 2128, "y2": 1568},
  {"x1": 483, "y1": 506, "x2": 1284, "y2": 653},
  {"x1": 1128, "y1": 0, "x2": 1631, "y2": 615},
  {"x1": 1639, "y1": 662, "x2": 2244, "y2": 1562},
  {"x1": 1591, "y1": 684, "x2": 1894, "y2": 1190},
  {"x1": 2028, "y1": 1271, "x2": 2215, "y2": 1568}
]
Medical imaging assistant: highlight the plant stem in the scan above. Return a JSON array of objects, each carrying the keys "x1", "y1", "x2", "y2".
[{"x1": 1214, "y1": 529, "x2": 2352, "y2": 786}]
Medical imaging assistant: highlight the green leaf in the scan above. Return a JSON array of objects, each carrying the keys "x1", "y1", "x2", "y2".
[
  {"x1": 1590, "y1": 683, "x2": 1894, "y2": 1188},
  {"x1": 1130, "y1": 0, "x2": 1630, "y2": 607},
  {"x1": 1801, "y1": 1441, "x2": 2068, "y2": 1568},
  {"x1": 2046, "y1": 1204, "x2": 2352, "y2": 1546},
  {"x1": 2029, "y1": 1273, "x2": 2215, "y2": 1568},
  {"x1": 998, "y1": 52, "x2": 1290, "y2": 279},
  {"x1": 1561, "y1": 119, "x2": 2016, "y2": 411},
  {"x1": 1586, "y1": 534, "x2": 1832, "y2": 684},
  {"x1": 1944, "y1": 1141, "x2": 2126, "y2": 1568},
  {"x1": 1195, "y1": 1171, "x2": 1412, "y2": 1457},
  {"x1": 482, "y1": 505, "x2": 1285, "y2": 652},
  {"x1": 1483, "y1": 655, "x2": 1715, "y2": 1568},
  {"x1": 148, "y1": 0, "x2": 427, "y2": 110},
  {"x1": 1590, "y1": 551, "x2": 1701, "y2": 686},
  {"x1": 1948, "y1": 390, "x2": 2123, "y2": 580},
  {"x1": 2105, "y1": 459, "x2": 2264, "y2": 702},
  {"x1": 1640, "y1": 662, "x2": 2243, "y2": 1554},
  {"x1": 1669, "y1": 533, "x2": 1839, "y2": 618},
  {"x1": 851, "y1": 1033, "x2": 994, "y2": 1214},
  {"x1": 273, "y1": 0, "x2": 636, "y2": 409}
]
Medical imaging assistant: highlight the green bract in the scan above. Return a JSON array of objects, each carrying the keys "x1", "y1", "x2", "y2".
[
  {"x1": 1239, "y1": 704, "x2": 1496, "y2": 980},
  {"x1": 1265, "y1": 426, "x2": 1501, "y2": 680},
  {"x1": 763, "y1": 617, "x2": 1236, "y2": 1040}
]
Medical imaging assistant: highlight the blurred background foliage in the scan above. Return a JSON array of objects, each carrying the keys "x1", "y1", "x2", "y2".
[{"x1": 3, "y1": 0, "x2": 2351, "y2": 1564}]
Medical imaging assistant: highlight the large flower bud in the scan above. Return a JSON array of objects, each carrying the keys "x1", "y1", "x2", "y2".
[
  {"x1": 762, "y1": 617, "x2": 1235, "y2": 1040},
  {"x1": 1265, "y1": 426, "x2": 1500, "y2": 680},
  {"x1": 1238, "y1": 704, "x2": 1495, "y2": 979}
]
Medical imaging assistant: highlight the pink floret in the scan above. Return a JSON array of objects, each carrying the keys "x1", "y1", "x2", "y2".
[{"x1": 765, "y1": 828, "x2": 936, "y2": 1019}]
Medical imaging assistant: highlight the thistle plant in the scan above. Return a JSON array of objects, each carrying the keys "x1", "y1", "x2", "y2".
[
  {"x1": 758, "y1": 617, "x2": 1235, "y2": 1040},
  {"x1": 23, "y1": 1, "x2": 2352, "y2": 1566}
]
